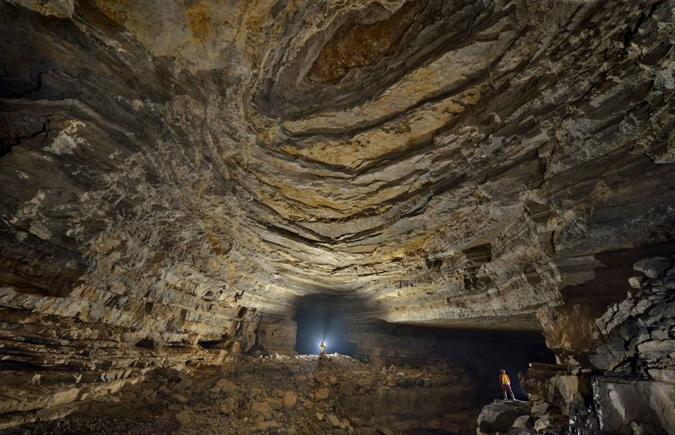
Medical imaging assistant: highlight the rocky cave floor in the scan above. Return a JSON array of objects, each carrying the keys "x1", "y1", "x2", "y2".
[
  {"x1": 0, "y1": 354, "x2": 475, "y2": 435},
  {"x1": 3, "y1": 256, "x2": 674, "y2": 435}
]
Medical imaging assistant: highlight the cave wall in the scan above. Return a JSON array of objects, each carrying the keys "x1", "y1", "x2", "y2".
[
  {"x1": 588, "y1": 256, "x2": 675, "y2": 435},
  {"x1": 1, "y1": 0, "x2": 675, "y2": 431},
  {"x1": 479, "y1": 256, "x2": 675, "y2": 435}
]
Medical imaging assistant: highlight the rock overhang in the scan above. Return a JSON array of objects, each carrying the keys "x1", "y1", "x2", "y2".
[
  {"x1": 2, "y1": 0, "x2": 675, "y2": 431},
  {"x1": 1, "y1": 0, "x2": 675, "y2": 349}
]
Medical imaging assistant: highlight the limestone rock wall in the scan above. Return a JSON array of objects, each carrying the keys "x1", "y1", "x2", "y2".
[
  {"x1": 1, "y1": 0, "x2": 675, "y2": 430},
  {"x1": 479, "y1": 257, "x2": 675, "y2": 435},
  {"x1": 589, "y1": 256, "x2": 675, "y2": 435}
]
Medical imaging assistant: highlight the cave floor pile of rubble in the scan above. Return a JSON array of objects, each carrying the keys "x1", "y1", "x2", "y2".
[{"x1": 0, "y1": 354, "x2": 469, "y2": 435}]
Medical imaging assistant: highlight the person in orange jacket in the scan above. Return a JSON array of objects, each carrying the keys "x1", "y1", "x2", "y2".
[{"x1": 500, "y1": 369, "x2": 516, "y2": 400}]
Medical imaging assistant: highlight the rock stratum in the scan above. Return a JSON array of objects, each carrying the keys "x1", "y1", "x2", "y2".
[{"x1": 1, "y1": 0, "x2": 675, "y2": 433}]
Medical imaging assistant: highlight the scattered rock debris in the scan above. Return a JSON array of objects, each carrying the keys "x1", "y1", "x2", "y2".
[{"x1": 0, "y1": 354, "x2": 476, "y2": 435}]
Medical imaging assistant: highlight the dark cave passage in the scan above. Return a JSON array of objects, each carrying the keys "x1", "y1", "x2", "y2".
[
  {"x1": 294, "y1": 294, "x2": 555, "y2": 401},
  {"x1": 293, "y1": 294, "x2": 364, "y2": 356}
]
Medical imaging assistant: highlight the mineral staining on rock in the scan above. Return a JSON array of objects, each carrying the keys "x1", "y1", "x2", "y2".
[
  {"x1": 306, "y1": 1, "x2": 423, "y2": 84},
  {"x1": 1, "y1": 0, "x2": 675, "y2": 433}
]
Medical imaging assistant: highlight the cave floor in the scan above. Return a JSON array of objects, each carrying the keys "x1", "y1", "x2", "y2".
[{"x1": 1, "y1": 355, "x2": 482, "y2": 435}]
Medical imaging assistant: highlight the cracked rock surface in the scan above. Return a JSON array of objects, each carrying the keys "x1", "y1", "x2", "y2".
[
  {"x1": 478, "y1": 257, "x2": 675, "y2": 435},
  {"x1": 1, "y1": 0, "x2": 675, "y2": 432}
]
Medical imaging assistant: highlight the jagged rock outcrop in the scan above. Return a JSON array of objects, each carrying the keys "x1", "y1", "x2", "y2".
[
  {"x1": 589, "y1": 256, "x2": 675, "y2": 435},
  {"x1": 1, "y1": 0, "x2": 675, "y2": 431},
  {"x1": 492, "y1": 257, "x2": 675, "y2": 435},
  {"x1": 477, "y1": 400, "x2": 530, "y2": 435}
]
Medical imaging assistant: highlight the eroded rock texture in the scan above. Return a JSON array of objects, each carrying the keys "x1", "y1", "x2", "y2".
[
  {"x1": 1, "y1": 0, "x2": 675, "y2": 432},
  {"x1": 480, "y1": 257, "x2": 675, "y2": 435}
]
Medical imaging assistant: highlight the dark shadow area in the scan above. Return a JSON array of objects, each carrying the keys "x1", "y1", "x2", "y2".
[
  {"x1": 294, "y1": 294, "x2": 556, "y2": 401},
  {"x1": 347, "y1": 319, "x2": 554, "y2": 401}
]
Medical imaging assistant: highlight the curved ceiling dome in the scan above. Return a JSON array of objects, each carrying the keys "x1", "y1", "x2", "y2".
[
  {"x1": 2, "y1": 0, "x2": 674, "y2": 335},
  {"x1": 1, "y1": 0, "x2": 675, "y2": 430}
]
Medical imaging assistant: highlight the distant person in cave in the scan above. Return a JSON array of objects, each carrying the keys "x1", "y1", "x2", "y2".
[
  {"x1": 500, "y1": 369, "x2": 516, "y2": 401},
  {"x1": 319, "y1": 340, "x2": 327, "y2": 359}
]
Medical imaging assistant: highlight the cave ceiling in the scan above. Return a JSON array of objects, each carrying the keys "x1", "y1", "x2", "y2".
[{"x1": 1, "y1": 0, "x2": 675, "y2": 339}]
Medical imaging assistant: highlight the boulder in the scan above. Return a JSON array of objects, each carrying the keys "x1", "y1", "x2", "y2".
[
  {"x1": 633, "y1": 257, "x2": 673, "y2": 279},
  {"x1": 357, "y1": 378, "x2": 372, "y2": 389},
  {"x1": 530, "y1": 402, "x2": 550, "y2": 414},
  {"x1": 264, "y1": 397, "x2": 283, "y2": 410},
  {"x1": 511, "y1": 415, "x2": 532, "y2": 429},
  {"x1": 629, "y1": 276, "x2": 644, "y2": 289},
  {"x1": 476, "y1": 400, "x2": 530, "y2": 435},
  {"x1": 594, "y1": 379, "x2": 675, "y2": 435},
  {"x1": 534, "y1": 416, "x2": 551, "y2": 432},
  {"x1": 251, "y1": 401, "x2": 273, "y2": 421},
  {"x1": 251, "y1": 421, "x2": 279, "y2": 432},
  {"x1": 175, "y1": 409, "x2": 191, "y2": 425},
  {"x1": 549, "y1": 375, "x2": 591, "y2": 415},
  {"x1": 171, "y1": 393, "x2": 189, "y2": 404},
  {"x1": 327, "y1": 414, "x2": 341, "y2": 428},
  {"x1": 213, "y1": 379, "x2": 236, "y2": 393},
  {"x1": 220, "y1": 397, "x2": 236, "y2": 414},
  {"x1": 315, "y1": 388, "x2": 330, "y2": 401},
  {"x1": 283, "y1": 391, "x2": 297, "y2": 409},
  {"x1": 339, "y1": 381, "x2": 355, "y2": 396}
]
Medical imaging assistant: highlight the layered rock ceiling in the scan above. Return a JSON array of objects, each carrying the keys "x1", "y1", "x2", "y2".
[{"x1": 1, "y1": 0, "x2": 675, "y2": 431}]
